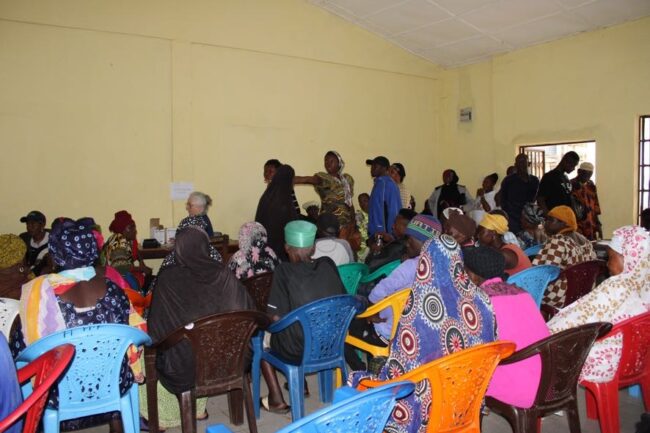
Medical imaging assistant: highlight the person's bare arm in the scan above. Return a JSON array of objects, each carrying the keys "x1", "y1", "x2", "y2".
[
  {"x1": 293, "y1": 175, "x2": 321, "y2": 185},
  {"x1": 501, "y1": 248, "x2": 519, "y2": 270}
]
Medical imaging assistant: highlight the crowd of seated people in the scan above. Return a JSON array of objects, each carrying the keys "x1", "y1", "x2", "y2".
[{"x1": 1, "y1": 150, "x2": 649, "y2": 433}]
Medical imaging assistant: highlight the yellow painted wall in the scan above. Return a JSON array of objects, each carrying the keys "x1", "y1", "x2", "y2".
[
  {"x1": 0, "y1": 0, "x2": 440, "y2": 238},
  {"x1": 440, "y1": 16, "x2": 650, "y2": 236},
  {"x1": 2, "y1": 0, "x2": 648, "y2": 240}
]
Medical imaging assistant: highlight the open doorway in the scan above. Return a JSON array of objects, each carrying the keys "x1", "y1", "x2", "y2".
[{"x1": 519, "y1": 141, "x2": 596, "y2": 181}]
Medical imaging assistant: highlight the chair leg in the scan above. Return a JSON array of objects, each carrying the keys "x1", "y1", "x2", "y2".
[
  {"x1": 251, "y1": 334, "x2": 263, "y2": 419},
  {"x1": 565, "y1": 401, "x2": 582, "y2": 433},
  {"x1": 584, "y1": 386, "x2": 598, "y2": 419},
  {"x1": 177, "y1": 389, "x2": 197, "y2": 433},
  {"x1": 42, "y1": 408, "x2": 60, "y2": 433},
  {"x1": 589, "y1": 381, "x2": 620, "y2": 433},
  {"x1": 287, "y1": 369, "x2": 305, "y2": 422},
  {"x1": 119, "y1": 386, "x2": 138, "y2": 433},
  {"x1": 243, "y1": 377, "x2": 258, "y2": 433},
  {"x1": 512, "y1": 411, "x2": 537, "y2": 433},
  {"x1": 318, "y1": 370, "x2": 333, "y2": 403},
  {"x1": 227, "y1": 389, "x2": 244, "y2": 425},
  {"x1": 146, "y1": 376, "x2": 160, "y2": 433}
]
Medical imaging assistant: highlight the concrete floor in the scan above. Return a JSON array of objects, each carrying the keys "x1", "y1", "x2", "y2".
[{"x1": 78, "y1": 374, "x2": 645, "y2": 433}]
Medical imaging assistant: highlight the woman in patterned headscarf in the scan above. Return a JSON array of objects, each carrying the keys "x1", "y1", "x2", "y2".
[
  {"x1": 534, "y1": 205, "x2": 596, "y2": 308},
  {"x1": 228, "y1": 222, "x2": 278, "y2": 280},
  {"x1": 19, "y1": 217, "x2": 146, "y2": 431},
  {"x1": 548, "y1": 225, "x2": 650, "y2": 383},
  {"x1": 295, "y1": 151, "x2": 356, "y2": 238},
  {"x1": 349, "y1": 232, "x2": 496, "y2": 433}
]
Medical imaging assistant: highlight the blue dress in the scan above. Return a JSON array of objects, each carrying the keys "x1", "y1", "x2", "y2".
[{"x1": 0, "y1": 333, "x2": 23, "y2": 433}]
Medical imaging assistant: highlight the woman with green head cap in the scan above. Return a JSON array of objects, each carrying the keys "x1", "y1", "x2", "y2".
[{"x1": 260, "y1": 220, "x2": 347, "y2": 413}]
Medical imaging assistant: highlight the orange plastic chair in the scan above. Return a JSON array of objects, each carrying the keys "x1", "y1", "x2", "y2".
[
  {"x1": 358, "y1": 341, "x2": 516, "y2": 433},
  {"x1": 581, "y1": 311, "x2": 650, "y2": 433},
  {"x1": 345, "y1": 288, "x2": 412, "y2": 358}
]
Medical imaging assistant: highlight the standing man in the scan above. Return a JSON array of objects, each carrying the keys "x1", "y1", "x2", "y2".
[
  {"x1": 499, "y1": 154, "x2": 540, "y2": 235},
  {"x1": 19, "y1": 210, "x2": 52, "y2": 276},
  {"x1": 366, "y1": 156, "x2": 401, "y2": 238},
  {"x1": 571, "y1": 162, "x2": 602, "y2": 240},
  {"x1": 537, "y1": 151, "x2": 580, "y2": 213}
]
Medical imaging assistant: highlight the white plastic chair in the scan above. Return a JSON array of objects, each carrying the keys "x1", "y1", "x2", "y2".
[{"x1": 0, "y1": 298, "x2": 20, "y2": 339}]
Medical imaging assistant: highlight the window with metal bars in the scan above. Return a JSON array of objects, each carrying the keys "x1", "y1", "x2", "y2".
[{"x1": 639, "y1": 116, "x2": 650, "y2": 219}]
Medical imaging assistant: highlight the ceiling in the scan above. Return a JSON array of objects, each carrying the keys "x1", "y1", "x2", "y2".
[{"x1": 309, "y1": 0, "x2": 650, "y2": 68}]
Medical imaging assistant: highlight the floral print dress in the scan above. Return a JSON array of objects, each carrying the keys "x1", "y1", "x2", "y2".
[
  {"x1": 228, "y1": 222, "x2": 279, "y2": 279},
  {"x1": 548, "y1": 225, "x2": 650, "y2": 382}
]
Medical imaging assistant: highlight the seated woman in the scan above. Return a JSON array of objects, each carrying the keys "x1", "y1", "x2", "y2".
[
  {"x1": 534, "y1": 205, "x2": 596, "y2": 308},
  {"x1": 312, "y1": 213, "x2": 354, "y2": 266},
  {"x1": 19, "y1": 218, "x2": 145, "y2": 432},
  {"x1": 147, "y1": 226, "x2": 254, "y2": 421},
  {"x1": 103, "y1": 210, "x2": 152, "y2": 293},
  {"x1": 228, "y1": 221, "x2": 278, "y2": 280},
  {"x1": 463, "y1": 245, "x2": 550, "y2": 408},
  {"x1": 548, "y1": 225, "x2": 650, "y2": 383},
  {"x1": 0, "y1": 333, "x2": 22, "y2": 433},
  {"x1": 349, "y1": 232, "x2": 496, "y2": 433},
  {"x1": 185, "y1": 191, "x2": 215, "y2": 238},
  {"x1": 517, "y1": 202, "x2": 547, "y2": 250}
]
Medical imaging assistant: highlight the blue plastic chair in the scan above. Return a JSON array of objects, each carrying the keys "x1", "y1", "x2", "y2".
[
  {"x1": 359, "y1": 260, "x2": 401, "y2": 284},
  {"x1": 337, "y1": 263, "x2": 369, "y2": 295},
  {"x1": 523, "y1": 244, "x2": 543, "y2": 260},
  {"x1": 507, "y1": 265, "x2": 561, "y2": 306},
  {"x1": 16, "y1": 324, "x2": 151, "y2": 433},
  {"x1": 252, "y1": 295, "x2": 364, "y2": 421},
  {"x1": 209, "y1": 381, "x2": 414, "y2": 433}
]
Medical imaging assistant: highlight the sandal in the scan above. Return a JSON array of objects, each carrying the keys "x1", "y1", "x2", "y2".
[{"x1": 260, "y1": 396, "x2": 291, "y2": 415}]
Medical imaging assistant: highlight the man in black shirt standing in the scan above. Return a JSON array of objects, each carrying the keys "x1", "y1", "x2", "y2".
[
  {"x1": 499, "y1": 154, "x2": 540, "y2": 234},
  {"x1": 537, "y1": 151, "x2": 580, "y2": 213}
]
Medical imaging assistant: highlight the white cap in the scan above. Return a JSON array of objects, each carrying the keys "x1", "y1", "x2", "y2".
[{"x1": 580, "y1": 162, "x2": 594, "y2": 171}]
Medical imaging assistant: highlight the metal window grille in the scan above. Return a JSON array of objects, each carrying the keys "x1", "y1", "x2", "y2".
[{"x1": 639, "y1": 116, "x2": 650, "y2": 219}]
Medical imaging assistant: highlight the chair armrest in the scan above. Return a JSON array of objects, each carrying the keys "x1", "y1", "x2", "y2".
[
  {"x1": 266, "y1": 311, "x2": 301, "y2": 334},
  {"x1": 356, "y1": 288, "x2": 410, "y2": 319},
  {"x1": 333, "y1": 386, "x2": 361, "y2": 403}
]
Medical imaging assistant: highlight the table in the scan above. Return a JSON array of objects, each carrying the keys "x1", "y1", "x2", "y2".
[{"x1": 139, "y1": 236, "x2": 239, "y2": 263}]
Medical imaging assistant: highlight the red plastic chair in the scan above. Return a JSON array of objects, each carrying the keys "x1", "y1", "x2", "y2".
[
  {"x1": 581, "y1": 311, "x2": 650, "y2": 433},
  {"x1": 0, "y1": 344, "x2": 75, "y2": 433},
  {"x1": 561, "y1": 260, "x2": 607, "y2": 307}
]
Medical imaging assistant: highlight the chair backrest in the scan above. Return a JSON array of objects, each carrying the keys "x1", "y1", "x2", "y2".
[
  {"x1": 507, "y1": 265, "x2": 561, "y2": 306},
  {"x1": 360, "y1": 260, "x2": 401, "y2": 284},
  {"x1": 242, "y1": 272, "x2": 274, "y2": 312},
  {"x1": 156, "y1": 310, "x2": 270, "y2": 396},
  {"x1": 523, "y1": 244, "x2": 543, "y2": 259},
  {"x1": 0, "y1": 345, "x2": 75, "y2": 433},
  {"x1": 561, "y1": 260, "x2": 607, "y2": 307},
  {"x1": 0, "y1": 298, "x2": 20, "y2": 340},
  {"x1": 425, "y1": 341, "x2": 515, "y2": 432},
  {"x1": 607, "y1": 311, "x2": 650, "y2": 386},
  {"x1": 275, "y1": 382, "x2": 414, "y2": 433},
  {"x1": 281, "y1": 295, "x2": 363, "y2": 368},
  {"x1": 15, "y1": 324, "x2": 151, "y2": 418},
  {"x1": 337, "y1": 263, "x2": 369, "y2": 295},
  {"x1": 501, "y1": 322, "x2": 611, "y2": 408}
]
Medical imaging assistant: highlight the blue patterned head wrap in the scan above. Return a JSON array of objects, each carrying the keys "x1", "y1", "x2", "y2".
[{"x1": 49, "y1": 217, "x2": 99, "y2": 270}]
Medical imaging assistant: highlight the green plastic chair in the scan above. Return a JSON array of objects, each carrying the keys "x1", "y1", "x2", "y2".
[
  {"x1": 337, "y1": 263, "x2": 369, "y2": 295},
  {"x1": 360, "y1": 260, "x2": 401, "y2": 284}
]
